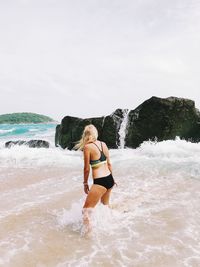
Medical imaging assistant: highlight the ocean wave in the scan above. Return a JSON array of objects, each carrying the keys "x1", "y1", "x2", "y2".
[
  {"x1": 0, "y1": 139, "x2": 200, "y2": 181},
  {"x1": 1, "y1": 139, "x2": 200, "y2": 266},
  {"x1": 0, "y1": 128, "x2": 15, "y2": 134},
  {"x1": 0, "y1": 123, "x2": 56, "y2": 145},
  {"x1": 29, "y1": 129, "x2": 38, "y2": 132},
  {"x1": 0, "y1": 146, "x2": 82, "y2": 168}
]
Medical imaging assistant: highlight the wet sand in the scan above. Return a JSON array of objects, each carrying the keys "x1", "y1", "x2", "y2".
[{"x1": 0, "y1": 160, "x2": 200, "y2": 267}]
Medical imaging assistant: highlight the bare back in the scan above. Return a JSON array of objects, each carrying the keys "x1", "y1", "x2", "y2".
[{"x1": 86, "y1": 140, "x2": 112, "y2": 179}]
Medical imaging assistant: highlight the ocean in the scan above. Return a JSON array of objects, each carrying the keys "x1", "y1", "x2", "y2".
[{"x1": 0, "y1": 123, "x2": 200, "y2": 267}]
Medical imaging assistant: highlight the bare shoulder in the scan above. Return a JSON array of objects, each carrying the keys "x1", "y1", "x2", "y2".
[
  {"x1": 101, "y1": 141, "x2": 108, "y2": 151},
  {"x1": 101, "y1": 141, "x2": 106, "y2": 146},
  {"x1": 83, "y1": 143, "x2": 95, "y2": 152},
  {"x1": 83, "y1": 144, "x2": 91, "y2": 151},
  {"x1": 84, "y1": 143, "x2": 90, "y2": 148}
]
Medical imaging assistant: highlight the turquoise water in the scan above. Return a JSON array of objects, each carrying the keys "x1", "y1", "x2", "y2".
[{"x1": 0, "y1": 123, "x2": 57, "y2": 147}]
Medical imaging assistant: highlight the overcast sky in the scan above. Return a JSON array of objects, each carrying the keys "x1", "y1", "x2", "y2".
[{"x1": 0, "y1": 0, "x2": 200, "y2": 121}]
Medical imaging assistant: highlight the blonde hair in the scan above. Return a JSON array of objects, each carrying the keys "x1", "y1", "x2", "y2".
[{"x1": 73, "y1": 124, "x2": 98, "y2": 151}]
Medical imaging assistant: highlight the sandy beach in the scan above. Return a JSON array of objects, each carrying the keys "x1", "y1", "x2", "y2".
[{"x1": 0, "y1": 139, "x2": 200, "y2": 267}]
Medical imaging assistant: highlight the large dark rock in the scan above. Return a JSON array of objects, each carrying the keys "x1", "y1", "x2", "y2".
[
  {"x1": 56, "y1": 109, "x2": 126, "y2": 149},
  {"x1": 125, "y1": 96, "x2": 200, "y2": 148},
  {"x1": 55, "y1": 96, "x2": 200, "y2": 149},
  {"x1": 55, "y1": 124, "x2": 61, "y2": 147},
  {"x1": 5, "y1": 140, "x2": 50, "y2": 148}
]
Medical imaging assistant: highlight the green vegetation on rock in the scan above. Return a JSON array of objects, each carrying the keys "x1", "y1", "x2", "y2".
[{"x1": 0, "y1": 113, "x2": 54, "y2": 124}]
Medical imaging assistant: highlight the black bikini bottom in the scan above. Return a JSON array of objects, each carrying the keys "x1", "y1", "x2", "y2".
[{"x1": 93, "y1": 173, "x2": 114, "y2": 190}]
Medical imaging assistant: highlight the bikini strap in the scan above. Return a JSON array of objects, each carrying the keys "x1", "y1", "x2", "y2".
[
  {"x1": 92, "y1": 142, "x2": 102, "y2": 152},
  {"x1": 101, "y1": 142, "x2": 103, "y2": 153}
]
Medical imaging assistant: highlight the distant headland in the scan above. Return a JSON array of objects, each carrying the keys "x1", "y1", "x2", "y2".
[{"x1": 0, "y1": 112, "x2": 55, "y2": 124}]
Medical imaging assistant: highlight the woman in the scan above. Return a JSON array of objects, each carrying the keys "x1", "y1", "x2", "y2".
[{"x1": 74, "y1": 124, "x2": 116, "y2": 232}]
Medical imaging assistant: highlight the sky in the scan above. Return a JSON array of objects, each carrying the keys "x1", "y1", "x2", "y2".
[{"x1": 0, "y1": 0, "x2": 200, "y2": 122}]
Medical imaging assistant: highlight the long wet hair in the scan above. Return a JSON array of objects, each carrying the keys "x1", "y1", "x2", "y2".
[{"x1": 73, "y1": 124, "x2": 98, "y2": 151}]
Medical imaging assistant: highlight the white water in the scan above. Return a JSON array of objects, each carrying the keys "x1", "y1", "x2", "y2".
[
  {"x1": 118, "y1": 109, "x2": 130, "y2": 149},
  {"x1": 0, "y1": 123, "x2": 56, "y2": 148},
  {"x1": 0, "y1": 128, "x2": 15, "y2": 134},
  {"x1": 0, "y1": 140, "x2": 200, "y2": 266},
  {"x1": 0, "y1": 124, "x2": 200, "y2": 266}
]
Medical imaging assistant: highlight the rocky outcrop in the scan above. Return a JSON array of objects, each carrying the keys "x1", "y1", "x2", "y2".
[
  {"x1": 5, "y1": 140, "x2": 50, "y2": 148},
  {"x1": 125, "y1": 96, "x2": 200, "y2": 148},
  {"x1": 55, "y1": 125, "x2": 61, "y2": 147},
  {"x1": 56, "y1": 109, "x2": 125, "y2": 149},
  {"x1": 55, "y1": 96, "x2": 200, "y2": 149}
]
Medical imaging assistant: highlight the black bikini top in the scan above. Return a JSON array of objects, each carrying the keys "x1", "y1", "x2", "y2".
[{"x1": 90, "y1": 142, "x2": 107, "y2": 167}]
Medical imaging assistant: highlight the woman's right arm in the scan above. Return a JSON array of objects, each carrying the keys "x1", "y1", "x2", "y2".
[{"x1": 83, "y1": 145, "x2": 90, "y2": 194}]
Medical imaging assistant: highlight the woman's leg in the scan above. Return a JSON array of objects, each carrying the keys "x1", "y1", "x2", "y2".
[
  {"x1": 83, "y1": 184, "x2": 107, "y2": 208},
  {"x1": 82, "y1": 184, "x2": 106, "y2": 234},
  {"x1": 100, "y1": 188, "x2": 112, "y2": 205}
]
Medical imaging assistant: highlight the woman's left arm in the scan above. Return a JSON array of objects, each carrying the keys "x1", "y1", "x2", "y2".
[{"x1": 83, "y1": 145, "x2": 90, "y2": 194}]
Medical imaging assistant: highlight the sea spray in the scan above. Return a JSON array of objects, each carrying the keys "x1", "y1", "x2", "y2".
[
  {"x1": 118, "y1": 109, "x2": 130, "y2": 149},
  {"x1": 56, "y1": 201, "x2": 127, "y2": 238},
  {"x1": 0, "y1": 124, "x2": 200, "y2": 266}
]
